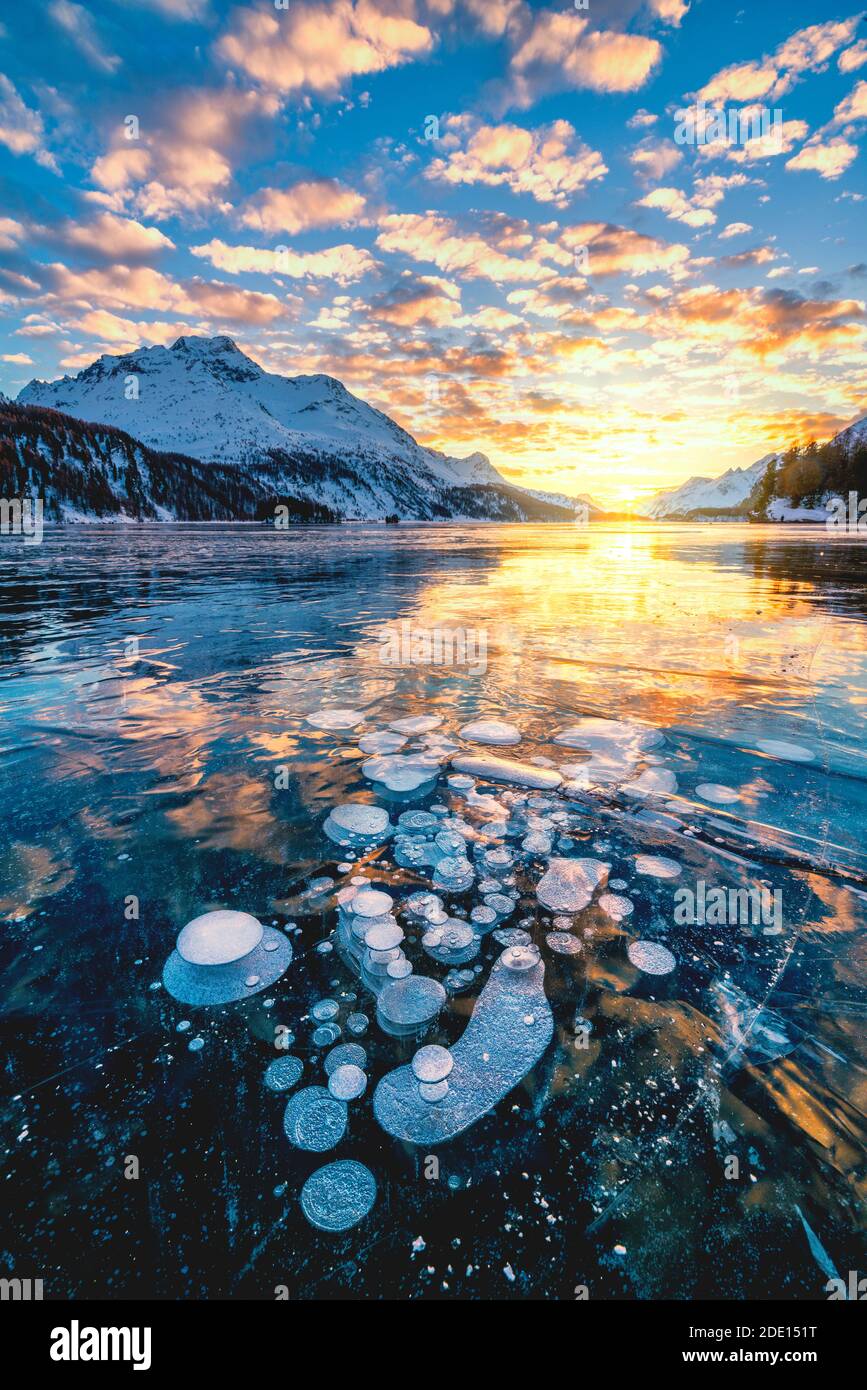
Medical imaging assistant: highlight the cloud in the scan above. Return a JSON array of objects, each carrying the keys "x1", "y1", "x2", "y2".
[
  {"x1": 90, "y1": 87, "x2": 280, "y2": 220},
  {"x1": 560, "y1": 222, "x2": 692, "y2": 277},
  {"x1": 375, "y1": 211, "x2": 560, "y2": 283},
  {"x1": 628, "y1": 109, "x2": 659, "y2": 129},
  {"x1": 49, "y1": 1, "x2": 121, "y2": 74},
  {"x1": 238, "y1": 179, "x2": 368, "y2": 234},
  {"x1": 629, "y1": 137, "x2": 682, "y2": 180},
  {"x1": 190, "y1": 238, "x2": 377, "y2": 283},
  {"x1": 369, "y1": 273, "x2": 462, "y2": 327},
  {"x1": 0, "y1": 76, "x2": 60, "y2": 173},
  {"x1": 839, "y1": 39, "x2": 867, "y2": 74},
  {"x1": 832, "y1": 78, "x2": 867, "y2": 125},
  {"x1": 40, "y1": 212, "x2": 174, "y2": 262},
  {"x1": 697, "y1": 17, "x2": 863, "y2": 105},
  {"x1": 786, "y1": 136, "x2": 860, "y2": 180},
  {"x1": 39, "y1": 262, "x2": 290, "y2": 324},
  {"x1": 719, "y1": 222, "x2": 753, "y2": 238},
  {"x1": 0, "y1": 217, "x2": 25, "y2": 251},
  {"x1": 504, "y1": 12, "x2": 663, "y2": 109},
  {"x1": 1, "y1": 352, "x2": 34, "y2": 365},
  {"x1": 637, "y1": 186, "x2": 716, "y2": 227},
  {"x1": 216, "y1": 0, "x2": 433, "y2": 97},
  {"x1": 426, "y1": 116, "x2": 606, "y2": 206}
]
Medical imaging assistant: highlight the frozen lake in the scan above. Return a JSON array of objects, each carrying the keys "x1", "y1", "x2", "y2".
[{"x1": 1, "y1": 522, "x2": 865, "y2": 1298}]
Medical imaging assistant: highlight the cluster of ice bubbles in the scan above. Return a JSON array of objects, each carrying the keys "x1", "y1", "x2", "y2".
[{"x1": 162, "y1": 706, "x2": 777, "y2": 1233}]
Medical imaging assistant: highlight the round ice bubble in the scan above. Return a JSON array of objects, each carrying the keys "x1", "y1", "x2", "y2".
[
  {"x1": 627, "y1": 939, "x2": 676, "y2": 975},
  {"x1": 351, "y1": 888, "x2": 395, "y2": 918},
  {"x1": 412, "y1": 1044, "x2": 453, "y2": 1084},
  {"x1": 300, "y1": 1159, "x2": 376, "y2": 1232},
  {"x1": 176, "y1": 910, "x2": 264, "y2": 966}
]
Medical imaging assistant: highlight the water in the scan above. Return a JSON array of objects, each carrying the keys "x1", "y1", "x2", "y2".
[{"x1": 1, "y1": 522, "x2": 865, "y2": 1298}]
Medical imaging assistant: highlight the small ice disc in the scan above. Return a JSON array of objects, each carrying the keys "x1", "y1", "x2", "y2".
[
  {"x1": 176, "y1": 910, "x2": 263, "y2": 966},
  {"x1": 412, "y1": 1044, "x2": 454, "y2": 1084},
  {"x1": 328, "y1": 1063, "x2": 367, "y2": 1101},
  {"x1": 300, "y1": 1160, "x2": 376, "y2": 1232}
]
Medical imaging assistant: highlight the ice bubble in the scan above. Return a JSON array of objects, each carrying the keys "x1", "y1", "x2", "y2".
[
  {"x1": 501, "y1": 943, "x2": 541, "y2": 972},
  {"x1": 328, "y1": 1063, "x2": 368, "y2": 1101},
  {"x1": 388, "y1": 715, "x2": 443, "y2": 734},
  {"x1": 399, "y1": 810, "x2": 439, "y2": 833},
  {"x1": 264, "y1": 1055, "x2": 304, "y2": 1092},
  {"x1": 752, "y1": 739, "x2": 815, "y2": 763},
  {"x1": 311, "y1": 998, "x2": 340, "y2": 1022},
  {"x1": 554, "y1": 718, "x2": 663, "y2": 752},
  {"x1": 625, "y1": 768, "x2": 678, "y2": 798},
  {"x1": 493, "y1": 927, "x2": 532, "y2": 947},
  {"x1": 347, "y1": 1012, "x2": 369, "y2": 1036},
  {"x1": 423, "y1": 921, "x2": 479, "y2": 965},
  {"x1": 610, "y1": 878, "x2": 628, "y2": 891},
  {"x1": 452, "y1": 754, "x2": 561, "y2": 790},
  {"x1": 523, "y1": 831, "x2": 553, "y2": 855},
  {"x1": 598, "y1": 892, "x2": 634, "y2": 920},
  {"x1": 412, "y1": 1045, "x2": 454, "y2": 1084},
  {"x1": 484, "y1": 894, "x2": 515, "y2": 918},
  {"x1": 377, "y1": 975, "x2": 447, "y2": 1031},
  {"x1": 351, "y1": 888, "x2": 395, "y2": 918},
  {"x1": 312, "y1": 1024, "x2": 341, "y2": 1046},
  {"x1": 695, "y1": 783, "x2": 741, "y2": 805},
  {"x1": 432, "y1": 855, "x2": 475, "y2": 892},
  {"x1": 300, "y1": 1159, "x2": 376, "y2": 1232},
  {"x1": 546, "y1": 931, "x2": 583, "y2": 955},
  {"x1": 325, "y1": 802, "x2": 393, "y2": 843},
  {"x1": 536, "y1": 858, "x2": 609, "y2": 913},
  {"x1": 324, "y1": 1043, "x2": 367, "y2": 1075},
  {"x1": 306, "y1": 708, "x2": 366, "y2": 731},
  {"x1": 471, "y1": 905, "x2": 497, "y2": 927},
  {"x1": 387, "y1": 958, "x2": 413, "y2": 979},
  {"x1": 364, "y1": 921, "x2": 404, "y2": 951},
  {"x1": 627, "y1": 939, "x2": 676, "y2": 975},
  {"x1": 435, "y1": 829, "x2": 466, "y2": 855},
  {"x1": 163, "y1": 922, "x2": 292, "y2": 1006},
  {"x1": 284, "y1": 1086, "x2": 347, "y2": 1152},
  {"x1": 459, "y1": 719, "x2": 521, "y2": 746},
  {"x1": 188, "y1": 1036, "x2": 205, "y2": 1052},
  {"x1": 358, "y1": 730, "x2": 407, "y2": 755},
  {"x1": 363, "y1": 753, "x2": 440, "y2": 793},
  {"x1": 633, "y1": 854, "x2": 682, "y2": 879},
  {"x1": 374, "y1": 946, "x2": 553, "y2": 1145},
  {"x1": 177, "y1": 910, "x2": 264, "y2": 966},
  {"x1": 448, "y1": 774, "x2": 475, "y2": 790}
]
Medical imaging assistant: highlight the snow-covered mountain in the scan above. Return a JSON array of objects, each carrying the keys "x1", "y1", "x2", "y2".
[
  {"x1": 641, "y1": 455, "x2": 775, "y2": 519},
  {"x1": 17, "y1": 336, "x2": 572, "y2": 522}
]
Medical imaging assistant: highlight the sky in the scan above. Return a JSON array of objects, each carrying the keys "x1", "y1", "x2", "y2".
[{"x1": 0, "y1": 1, "x2": 865, "y2": 507}]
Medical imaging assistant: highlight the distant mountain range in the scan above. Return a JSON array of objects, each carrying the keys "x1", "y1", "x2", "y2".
[
  {"x1": 6, "y1": 336, "x2": 864, "y2": 523},
  {"x1": 12, "y1": 336, "x2": 584, "y2": 523}
]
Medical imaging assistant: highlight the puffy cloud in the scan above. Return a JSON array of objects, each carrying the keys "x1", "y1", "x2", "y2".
[
  {"x1": 0, "y1": 76, "x2": 60, "y2": 173},
  {"x1": 832, "y1": 78, "x2": 867, "y2": 125},
  {"x1": 1, "y1": 352, "x2": 34, "y2": 365},
  {"x1": 375, "y1": 211, "x2": 558, "y2": 282},
  {"x1": 238, "y1": 179, "x2": 368, "y2": 234},
  {"x1": 39, "y1": 262, "x2": 290, "y2": 324},
  {"x1": 216, "y1": 1, "x2": 433, "y2": 97},
  {"x1": 369, "y1": 273, "x2": 462, "y2": 327},
  {"x1": 505, "y1": 12, "x2": 662, "y2": 109},
  {"x1": 426, "y1": 116, "x2": 606, "y2": 205},
  {"x1": 90, "y1": 87, "x2": 280, "y2": 220},
  {"x1": 628, "y1": 109, "x2": 659, "y2": 129},
  {"x1": 41, "y1": 212, "x2": 174, "y2": 262},
  {"x1": 560, "y1": 222, "x2": 692, "y2": 277},
  {"x1": 839, "y1": 39, "x2": 867, "y2": 74},
  {"x1": 719, "y1": 222, "x2": 753, "y2": 239},
  {"x1": 0, "y1": 217, "x2": 25, "y2": 251},
  {"x1": 697, "y1": 17, "x2": 863, "y2": 104},
  {"x1": 629, "y1": 137, "x2": 682, "y2": 180},
  {"x1": 190, "y1": 238, "x2": 377, "y2": 283},
  {"x1": 637, "y1": 186, "x2": 716, "y2": 227},
  {"x1": 786, "y1": 136, "x2": 860, "y2": 180},
  {"x1": 49, "y1": 1, "x2": 121, "y2": 74}
]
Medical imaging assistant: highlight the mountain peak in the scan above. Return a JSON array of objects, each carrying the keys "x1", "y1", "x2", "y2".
[{"x1": 170, "y1": 334, "x2": 242, "y2": 356}]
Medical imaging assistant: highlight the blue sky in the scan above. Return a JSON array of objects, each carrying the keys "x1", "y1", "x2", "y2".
[{"x1": 0, "y1": 0, "x2": 865, "y2": 504}]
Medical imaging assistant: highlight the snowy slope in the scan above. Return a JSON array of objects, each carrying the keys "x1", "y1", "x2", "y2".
[
  {"x1": 642, "y1": 455, "x2": 774, "y2": 518},
  {"x1": 18, "y1": 335, "x2": 561, "y2": 521}
]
